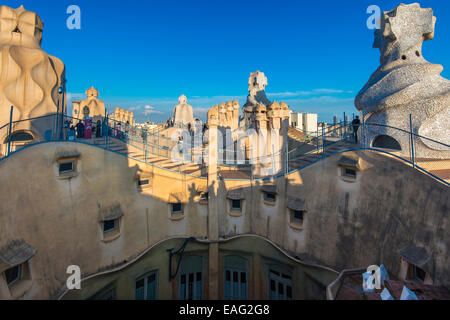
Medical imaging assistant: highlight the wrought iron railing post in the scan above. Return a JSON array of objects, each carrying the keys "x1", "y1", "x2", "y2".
[
  {"x1": 410, "y1": 114, "x2": 415, "y2": 168},
  {"x1": 55, "y1": 100, "x2": 59, "y2": 140},
  {"x1": 316, "y1": 122, "x2": 319, "y2": 151},
  {"x1": 60, "y1": 88, "x2": 65, "y2": 140},
  {"x1": 106, "y1": 114, "x2": 109, "y2": 150},
  {"x1": 322, "y1": 123, "x2": 325, "y2": 158},
  {"x1": 285, "y1": 138, "x2": 289, "y2": 174},
  {"x1": 145, "y1": 129, "x2": 148, "y2": 163},
  {"x1": 7, "y1": 106, "x2": 13, "y2": 156}
]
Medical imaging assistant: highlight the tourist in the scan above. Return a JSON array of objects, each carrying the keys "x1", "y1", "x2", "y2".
[
  {"x1": 352, "y1": 116, "x2": 361, "y2": 144},
  {"x1": 116, "y1": 122, "x2": 122, "y2": 139},
  {"x1": 63, "y1": 120, "x2": 71, "y2": 139},
  {"x1": 96, "y1": 120, "x2": 102, "y2": 138},
  {"x1": 68, "y1": 126, "x2": 76, "y2": 141},
  {"x1": 125, "y1": 121, "x2": 130, "y2": 141},
  {"x1": 76, "y1": 121, "x2": 85, "y2": 138}
]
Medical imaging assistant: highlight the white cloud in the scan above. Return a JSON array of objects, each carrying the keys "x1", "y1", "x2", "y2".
[
  {"x1": 267, "y1": 88, "x2": 353, "y2": 99},
  {"x1": 67, "y1": 92, "x2": 85, "y2": 101},
  {"x1": 193, "y1": 107, "x2": 210, "y2": 116}
]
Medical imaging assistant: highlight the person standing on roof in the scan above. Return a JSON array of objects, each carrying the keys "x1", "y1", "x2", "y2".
[{"x1": 351, "y1": 116, "x2": 361, "y2": 144}]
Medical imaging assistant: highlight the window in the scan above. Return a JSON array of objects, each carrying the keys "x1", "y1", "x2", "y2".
[
  {"x1": 99, "y1": 204, "x2": 123, "y2": 242},
  {"x1": 224, "y1": 256, "x2": 248, "y2": 300},
  {"x1": 269, "y1": 269, "x2": 293, "y2": 300},
  {"x1": 172, "y1": 203, "x2": 183, "y2": 214},
  {"x1": 342, "y1": 167, "x2": 357, "y2": 179},
  {"x1": 224, "y1": 270, "x2": 247, "y2": 300},
  {"x1": 289, "y1": 209, "x2": 306, "y2": 228},
  {"x1": 135, "y1": 271, "x2": 158, "y2": 300},
  {"x1": 103, "y1": 219, "x2": 117, "y2": 233},
  {"x1": 179, "y1": 256, "x2": 203, "y2": 300},
  {"x1": 4, "y1": 265, "x2": 22, "y2": 287},
  {"x1": 293, "y1": 210, "x2": 304, "y2": 224},
  {"x1": 0, "y1": 240, "x2": 36, "y2": 298},
  {"x1": 59, "y1": 161, "x2": 74, "y2": 174},
  {"x1": 89, "y1": 285, "x2": 116, "y2": 300},
  {"x1": 413, "y1": 265, "x2": 426, "y2": 283},
  {"x1": 231, "y1": 199, "x2": 242, "y2": 211},
  {"x1": 138, "y1": 179, "x2": 150, "y2": 186},
  {"x1": 264, "y1": 192, "x2": 276, "y2": 203}
]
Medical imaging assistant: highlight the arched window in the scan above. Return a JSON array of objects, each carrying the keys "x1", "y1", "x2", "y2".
[
  {"x1": 372, "y1": 135, "x2": 402, "y2": 151},
  {"x1": 179, "y1": 255, "x2": 203, "y2": 300},
  {"x1": 224, "y1": 256, "x2": 248, "y2": 300},
  {"x1": 4, "y1": 131, "x2": 34, "y2": 144}
]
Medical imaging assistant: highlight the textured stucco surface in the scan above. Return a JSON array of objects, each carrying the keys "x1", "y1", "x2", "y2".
[
  {"x1": 0, "y1": 142, "x2": 448, "y2": 299},
  {"x1": 355, "y1": 3, "x2": 450, "y2": 159}
]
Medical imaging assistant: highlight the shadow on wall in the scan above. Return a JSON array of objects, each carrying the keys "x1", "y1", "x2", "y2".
[
  {"x1": 0, "y1": 141, "x2": 448, "y2": 300},
  {"x1": 60, "y1": 236, "x2": 337, "y2": 300}
]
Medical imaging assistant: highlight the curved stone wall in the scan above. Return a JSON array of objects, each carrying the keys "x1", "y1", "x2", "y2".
[{"x1": 0, "y1": 142, "x2": 448, "y2": 299}]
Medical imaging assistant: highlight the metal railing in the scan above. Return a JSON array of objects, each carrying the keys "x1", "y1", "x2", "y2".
[{"x1": 0, "y1": 111, "x2": 448, "y2": 185}]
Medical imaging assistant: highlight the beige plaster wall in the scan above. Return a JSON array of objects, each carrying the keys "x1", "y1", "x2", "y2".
[{"x1": 0, "y1": 142, "x2": 448, "y2": 299}]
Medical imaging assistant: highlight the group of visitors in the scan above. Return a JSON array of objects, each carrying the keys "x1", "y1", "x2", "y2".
[
  {"x1": 114, "y1": 120, "x2": 132, "y2": 141},
  {"x1": 66, "y1": 119, "x2": 105, "y2": 141}
]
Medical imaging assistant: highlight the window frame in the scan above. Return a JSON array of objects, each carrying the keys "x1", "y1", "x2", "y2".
[
  {"x1": 263, "y1": 192, "x2": 277, "y2": 203},
  {"x1": 4, "y1": 264, "x2": 23, "y2": 288},
  {"x1": 224, "y1": 268, "x2": 248, "y2": 300},
  {"x1": 56, "y1": 155, "x2": 80, "y2": 179},
  {"x1": 88, "y1": 284, "x2": 116, "y2": 300},
  {"x1": 59, "y1": 160, "x2": 75, "y2": 175},
  {"x1": 342, "y1": 167, "x2": 357, "y2": 179},
  {"x1": 179, "y1": 256, "x2": 203, "y2": 300},
  {"x1": 268, "y1": 268, "x2": 293, "y2": 300},
  {"x1": 200, "y1": 192, "x2": 209, "y2": 201},
  {"x1": 179, "y1": 271, "x2": 202, "y2": 300},
  {"x1": 172, "y1": 202, "x2": 183, "y2": 214},
  {"x1": 292, "y1": 210, "x2": 304, "y2": 224},
  {"x1": 231, "y1": 199, "x2": 242, "y2": 211},
  {"x1": 289, "y1": 208, "x2": 306, "y2": 230},
  {"x1": 138, "y1": 179, "x2": 150, "y2": 187},
  {"x1": 103, "y1": 219, "x2": 118, "y2": 234},
  {"x1": 411, "y1": 265, "x2": 427, "y2": 283},
  {"x1": 135, "y1": 271, "x2": 158, "y2": 300}
]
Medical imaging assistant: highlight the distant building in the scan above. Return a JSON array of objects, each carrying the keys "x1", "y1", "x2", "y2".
[
  {"x1": 172, "y1": 95, "x2": 194, "y2": 129},
  {"x1": 73, "y1": 87, "x2": 106, "y2": 124},
  {"x1": 290, "y1": 112, "x2": 318, "y2": 135},
  {"x1": 113, "y1": 107, "x2": 135, "y2": 126}
]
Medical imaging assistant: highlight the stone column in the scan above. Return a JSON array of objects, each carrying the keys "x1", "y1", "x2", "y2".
[
  {"x1": 255, "y1": 104, "x2": 268, "y2": 177},
  {"x1": 207, "y1": 109, "x2": 220, "y2": 299},
  {"x1": 280, "y1": 102, "x2": 291, "y2": 174}
]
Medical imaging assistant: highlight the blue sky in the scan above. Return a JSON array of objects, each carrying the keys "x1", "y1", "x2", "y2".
[{"x1": 4, "y1": 0, "x2": 450, "y2": 122}]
